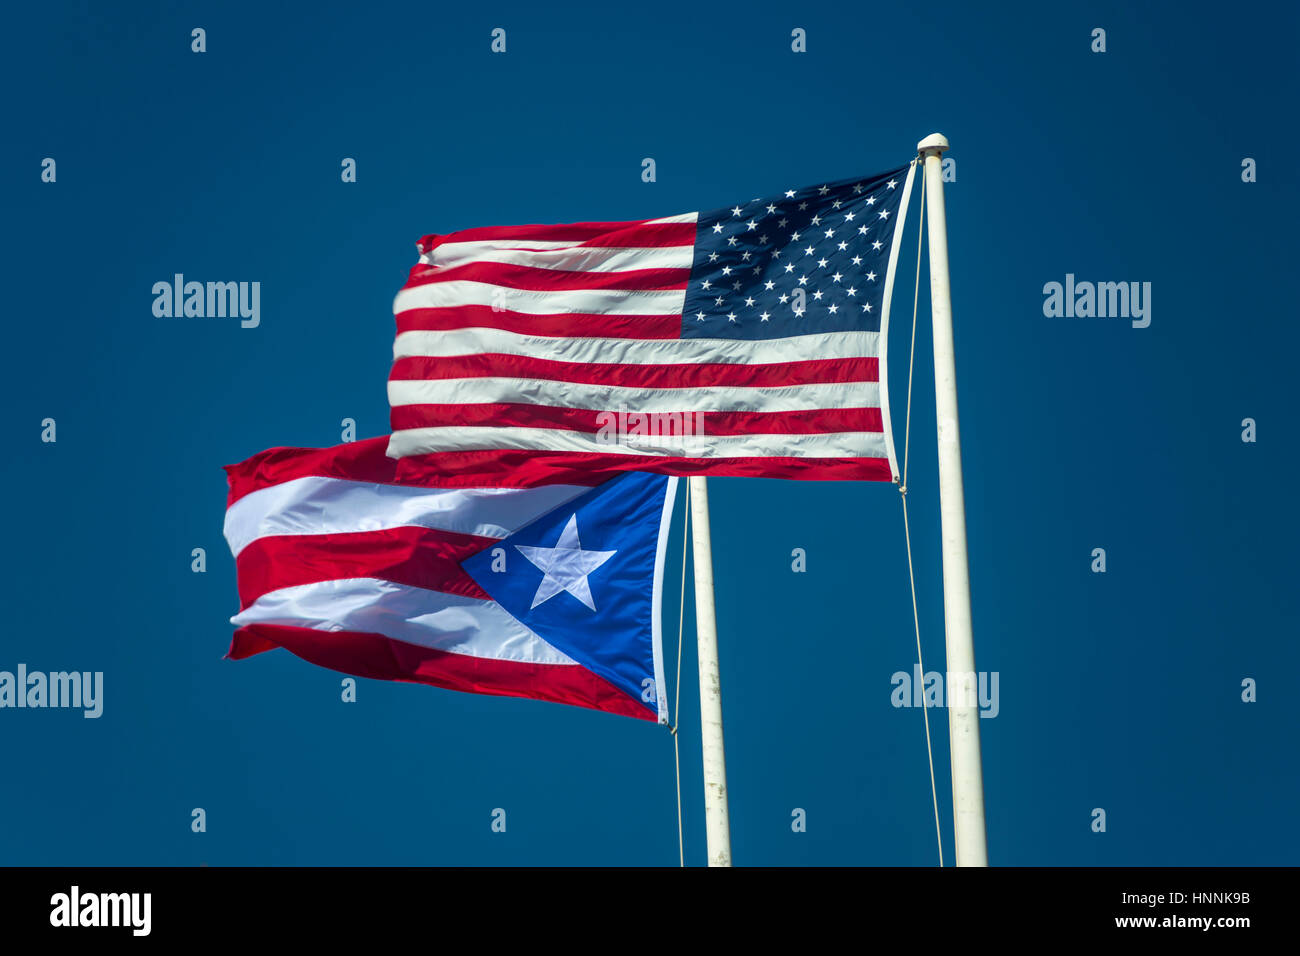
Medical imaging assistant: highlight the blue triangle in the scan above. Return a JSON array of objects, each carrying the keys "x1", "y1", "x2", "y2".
[{"x1": 462, "y1": 472, "x2": 674, "y2": 716}]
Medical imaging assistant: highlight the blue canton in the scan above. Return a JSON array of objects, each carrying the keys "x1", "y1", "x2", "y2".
[{"x1": 682, "y1": 165, "x2": 911, "y2": 340}]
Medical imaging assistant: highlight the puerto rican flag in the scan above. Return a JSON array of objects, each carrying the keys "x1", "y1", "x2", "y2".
[
  {"x1": 224, "y1": 437, "x2": 676, "y2": 722},
  {"x1": 387, "y1": 163, "x2": 916, "y2": 486}
]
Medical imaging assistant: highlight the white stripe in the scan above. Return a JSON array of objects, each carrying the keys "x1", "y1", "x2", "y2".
[
  {"x1": 232, "y1": 578, "x2": 577, "y2": 665},
  {"x1": 643, "y1": 213, "x2": 698, "y2": 225},
  {"x1": 386, "y1": 426, "x2": 888, "y2": 459},
  {"x1": 418, "y1": 213, "x2": 697, "y2": 269},
  {"x1": 420, "y1": 242, "x2": 695, "y2": 274},
  {"x1": 393, "y1": 328, "x2": 880, "y2": 366},
  {"x1": 224, "y1": 476, "x2": 588, "y2": 557},
  {"x1": 394, "y1": 281, "x2": 686, "y2": 317},
  {"x1": 423, "y1": 239, "x2": 591, "y2": 254},
  {"x1": 388, "y1": 377, "x2": 879, "y2": 414},
  {"x1": 420, "y1": 213, "x2": 696, "y2": 263}
]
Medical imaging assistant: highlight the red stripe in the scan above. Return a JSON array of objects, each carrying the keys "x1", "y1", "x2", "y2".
[
  {"x1": 389, "y1": 354, "x2": 877, "y2": 388},
  {"x1": 224, "y1": 435, "x2": 606, "y2": 505},
  {"x1": 228, "y1": 623, "x2": 654, "y2": 721},
  {"x1": 225, "y1": 437, "x2": 396, "y2": 506},
  {"x1": 403, "y1": 261, "x2": 689, "y2": 293},
  {"x1": 394, "y1": 450, "x2": 893, "y2": 487},
  {"x1": 418, "y1": 220, "x2": 695, "y2": 251},
  {"x1": 235, "y1": 527, "x2": 495, "y2": 609},
  {"x1": 395, "y1": 306, "x2": 682, "y2": 340},
  {"x1": 390, "y1": 403, "x2": 883, "y2": 436}
]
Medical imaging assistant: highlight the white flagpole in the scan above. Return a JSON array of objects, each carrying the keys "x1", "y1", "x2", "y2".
[
  {"x1": 688, "y1": 475, "x2": 732, "y2": 866},
  {"x1": 917, "y1": 133, "x2": 989, "y2": 866}
]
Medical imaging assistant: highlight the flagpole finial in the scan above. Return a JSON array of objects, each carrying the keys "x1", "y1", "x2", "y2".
[{"x1": 917, "y1": 132, "x2": 949, "y2": 155}]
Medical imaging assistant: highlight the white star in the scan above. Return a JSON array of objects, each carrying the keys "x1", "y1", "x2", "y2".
[
  {"x1": 745, "y1": 296, "x2": 755, "y2": 306},
  {"x1": 759, "y1": 311, "x2": 770, "y2": 321},
  {"x1": 872, "y1": 240, "x2": 883, "y2": 251},
  {"x1": 837, "y1": 241, "x2": 847, "y2": 251},
  {"x1": 758, "y1": 235, "x2": 768, "y2": 244},
  {"x1": 732, "y1": 206, "x2": 743, "y2": 217},
  {"x1": 783, "y1": 263, "x2": 795, "y2": 273},
  {"x1": 766, "y1": 204, "x2": 777, "y2": 214},
  {"x1": 728, "y1": 313, "x2": 737, "y2": 322},
  {"x1": 778, "y1": 293, "x2": 789, "y2": 303},
  {"x1": 747, "y1": 220, "x2": 758, "y2": 231},
  {"x1": 887, "y1": 179, "x2": 897, "y2": 189},
  {"x1": 798, "y1": 201, "x2": 808, "y2": 210},
  {"x1": 858, "y1": 225, "x2": 869, "y2": 235},
  {"x1": 721, "y1": 266, "x2": 732, "y2": 276},
  {"x1": 831, "y1": 272, "x2": 842, "y2": 282},
  {"x1": 784, "y1": 189, "x2": 796, "y2": 198},
  {"x1": 879, "y1": 209, "x2": 890, "y2": 219},
  {"x1": 695, "y1": 312, "x2": 706, "y2": 321},
  {"x1": 846, "y1": 286, "x2": 857, "y2": 296},
  {"x1": 798, "y1": 275, "x2": 809, "y2": 285},
  {"x1": 701, "y1": 280, "x2": 712, "y2": 290},
  {"x1": 851, "y1": 255, "x2": 863, "y2": 265},
  {"x1": 845, "y1": 212, "x2": 856, "y2": 221},
  {"x1": 811, "y1": 215, "x2": 822, "y2": 226},
  {"x1": 824, "y1": 228, "x2": 835, "y2": 238},
  {"x1": 832, "y1": 200, "x2": 842, "y2": 209},
  {"x1": 741, "y1": 252, "x2": 751, "y2": 261},
  {"x1": 866, "y1": 196, "x2": 877, "y2": 205},
  {"x1": 852, "y1": 183, "x2": 864, "y2": 193},
  {"x1": 715, "y1": 296, "x2": 725, "y2": 305},
  {"x1": 794, "y1": 307, "x2": 806, "y2": 317},
  {"x1": 861, "y1": 301, "x2": 873, "y2": 313},
  {"x1": 866, "y1": 271, "x2": 877, "y2": 281},
  {"x1": 817, "y1": 185, "x2": 830, "y2": 195},
  {"x1": 727, "y1": 236, "x2": 738, "y2": 246},
  {"x1": 812, "y1": 289, "x2": 824, "y2": 300},
  {"x1": 778, "y1": 218, "x2": 789, "y2": 228},
  {"x1": 712, "y1": 223, "x2": 724, "y2": 233},
  {"x1": 708, "y1": 252, "x2": 719, "y2": 262},
  {"x1": 515, "y1": 514, "x2": 616, "y2": 611},
  {"x1": 791, "y1": 231, "x2": 802, "y2": 241},
  {"x1": 804, "y1": 246, "x2": 815, "y2": 256},
  {"x1": 828, "y1": 304, "x2": 839, "y2": 314},
  {"x1": 817, "y1": 258, "x2": 828, "y2": 268},
  {"x1": 763, "y1": 281, "x2": 775, "y2": 290}
]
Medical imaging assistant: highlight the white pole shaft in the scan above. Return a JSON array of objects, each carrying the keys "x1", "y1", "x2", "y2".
[
  {"x1": 918, "y1": 134, "x2": 989, "y2": 867},
  {"x1": 688, "y1": 475, "x2": 732, "y2": 866}
]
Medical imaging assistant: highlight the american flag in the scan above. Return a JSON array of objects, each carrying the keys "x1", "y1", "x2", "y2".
[{"x1": 387, "y1": 163, "x2": 916, "y2": 486}]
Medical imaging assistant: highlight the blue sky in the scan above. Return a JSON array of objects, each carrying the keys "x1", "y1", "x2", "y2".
[{"x1": 1, "y1": 0, "x2": 1296, "y2": 865}]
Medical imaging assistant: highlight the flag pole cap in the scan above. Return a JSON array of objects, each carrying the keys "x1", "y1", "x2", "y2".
[{"x1": 917, "y1": 133, "x2": 949, "y2": 155}]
